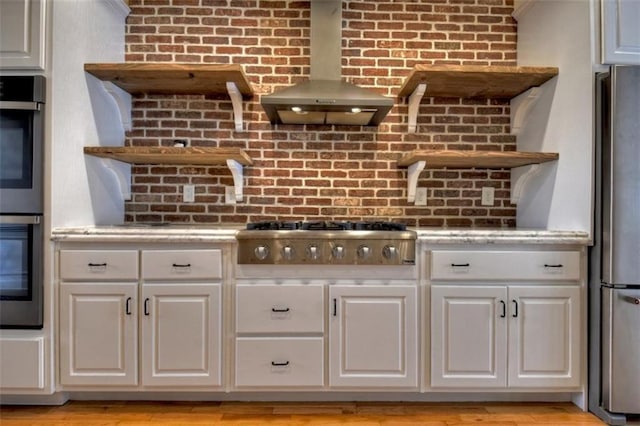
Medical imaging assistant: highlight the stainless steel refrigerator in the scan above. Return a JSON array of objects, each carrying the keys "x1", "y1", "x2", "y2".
[{"x1": 590, "y1": 65, "x2": 640, "y2": 425}]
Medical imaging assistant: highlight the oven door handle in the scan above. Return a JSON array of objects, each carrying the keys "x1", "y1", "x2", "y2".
[
  {"x1": 0, "y1": 101, "x2": 42, "y2": 111},
  {"x1": 0, "y1": 215, "x2": 41, "y2": 225}
]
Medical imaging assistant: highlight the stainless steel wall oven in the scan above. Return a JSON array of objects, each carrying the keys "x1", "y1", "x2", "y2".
[
  {"x1": 0, "y1": 75, "x2": 45, "y2": 213},
  {"x1": 0, "y1": 75, "x2": 45, "y2": 329}
]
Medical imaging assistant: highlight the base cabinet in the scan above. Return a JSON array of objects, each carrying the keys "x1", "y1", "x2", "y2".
[
  {"x1": 431, "y1": 284, "x2": 580, "y2": 389},
  {"x1": 58, "y1": 248, "x2": 223, "y2": 389},
  {"x1": 60, "y1": 283, "x2": 137, "y2": 386},
  {"x1": 329, "y1": 285, "x2": 418, "y2": 388},
  {"x1": 0, "y1": 336, "x2": 45, "y2": 391},
  {"x1": 141, "y1": 283, "x2": 221, "y2": 387}
]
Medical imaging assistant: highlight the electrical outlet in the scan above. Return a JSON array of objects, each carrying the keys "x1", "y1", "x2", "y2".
[
  {"x1": 415, "y1": 187, "x2": 427, "y2": 206},
  {"x1": 481, "y1": 186, "x2": 495, "y2": 206},
  {"x1": 225, "y1": 186, "x2": 236, "y2": 205},
  {"x1": 183, "y1": 184, "x2": 195, "y2": 203}
]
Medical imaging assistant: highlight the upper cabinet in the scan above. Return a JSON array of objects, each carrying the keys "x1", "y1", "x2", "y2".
[
  {"x1": 601, "y1": 0, "x2": 640, "y2": 65},
  {"x1": 0, "y1": 0, "x2": 46, "y2": 70},
  {"x1": 84, "y1": 63, "x2": 255, "y2": 131},
  {"x1": 399, "y1": 64, "x2": 558, "y2": 133}
]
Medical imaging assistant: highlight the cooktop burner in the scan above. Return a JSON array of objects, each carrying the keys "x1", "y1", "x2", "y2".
[{"x1": 245, "y1": 221, "x2": 406, "y2": 232}]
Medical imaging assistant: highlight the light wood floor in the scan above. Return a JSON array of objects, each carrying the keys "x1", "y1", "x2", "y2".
[{"x1": 0, "y1": 401, "x2": 606, "y2": 425}]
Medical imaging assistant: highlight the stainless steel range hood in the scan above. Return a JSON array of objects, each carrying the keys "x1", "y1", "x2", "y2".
[{"x1": 260, "y1": 0, "x2": 393, "y2": 126}]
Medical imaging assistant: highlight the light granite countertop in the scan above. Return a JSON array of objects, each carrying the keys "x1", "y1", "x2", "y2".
[{"x1": 51, "y1": 226, "x2": 591, "y2": 246}]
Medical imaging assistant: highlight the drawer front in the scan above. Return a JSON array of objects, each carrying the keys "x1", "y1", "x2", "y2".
[
  {"x1": 235, "y1": 337, "x2": 324, "y2": 387},
  {"x1": 60, "y1": 250, "x2": 138, "y2": 281},
  {"x1": 236, "y1": 285, "x2": 324, "y2": 333},
  {"x1": 431, "y1": 251, "x2": 581, "y2": 281},
  {"x1": 141, "y1": 250, "x2": 222, "y2": 280}
]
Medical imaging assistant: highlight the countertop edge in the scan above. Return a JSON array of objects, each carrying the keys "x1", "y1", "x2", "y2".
[{"x1": 51, "y1": 227, "x2": 591, "y2": 246}]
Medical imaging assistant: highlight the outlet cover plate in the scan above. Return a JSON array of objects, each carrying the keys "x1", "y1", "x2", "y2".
[{"x1": 481, "y1": 186, "x2": 495, "y2": 206}]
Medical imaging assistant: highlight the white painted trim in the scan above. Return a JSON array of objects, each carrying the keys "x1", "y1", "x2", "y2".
[
  {"x1": 102, "y1": 82, "x2": 132, "y2": 132},
  {"x1": 226, "y1": 159, "x2": 244, "y2": 202},
  {"x1": 406, "y1": 160, "x2": 426, "y2": 203},
  {"x1": 511, "y1": 0, "x2": 535, "y2": 21},
  {"x1": 226, "y1": 82, "x2": 244, "y2": 132},
  {"x1": 104, "y1": 159, "x2": 132, "y2": 200},
  {"x1": 408, "y1": 84, "x2": 426, "y2": 133},
  {"x1": 103, "y1": 0, "x2": 130, "y2": 17},
  {"x1": 510, "y1": 164, "x2": 540, "y2": 205},
  {"x1": 510, "y1": 87, "x2": 541, "y2": 135}
]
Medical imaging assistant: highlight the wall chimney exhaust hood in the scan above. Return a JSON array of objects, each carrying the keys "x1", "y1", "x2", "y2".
[{"x1": 260, "y1": 0, "x2": 393, "y2": 126}]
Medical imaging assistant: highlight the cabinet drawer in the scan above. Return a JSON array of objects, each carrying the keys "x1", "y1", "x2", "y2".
[
  {"x1": 431, "y1": 251, "x2": 580, "y2": 281},
  {"x1": 141, "y1": 250, "x2": 222, "y2": 280},
  {"x1": 236, "y1": 285, "x2": 324, "y2": 333},
  {"x1": 60, "y1": 250, "x2": 138, "y2": 281},
  {"x1": 235, "y1": 337, "x2": 324, "y2": 387}
]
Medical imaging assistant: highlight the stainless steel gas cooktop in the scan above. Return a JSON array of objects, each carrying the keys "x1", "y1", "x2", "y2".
[{"x1": 236, "y1": 221, "x2": 416, "y2": 265}]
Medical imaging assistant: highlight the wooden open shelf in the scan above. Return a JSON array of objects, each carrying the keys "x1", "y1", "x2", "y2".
[
  {"x1": 397, "y1": 150, "x2": 558, "y2": 168},
  {"x1": 398, "y1": 64, "x2": 558, "y2": 99},
  {"x1": 84, "y1": 63, "x2": 254, "y2": 97},
  {"x1": 84, "y1": 146, "x2": 252, "y2": 202},
  {"x1": 84, "y1": 63, "x2": 254, "y2": 131},
  {"x1": 399, "y1": 64, "x2": 559, "y2": 133},
  {"x1": 83, "y1": 146, "x2": 253, "y2": 166},
  {"x1": 398, "y1": 150, "x2": 559, "y2": 204}
]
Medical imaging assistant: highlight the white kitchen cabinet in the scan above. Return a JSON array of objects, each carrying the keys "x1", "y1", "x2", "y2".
[
  {"x1": 431, "y1": 284, "x2": 580, "y2": 389},
  {"x1": 58, "y1": 247, "x2": 223, "y2": 389},
  {"x1": 0, "y1": 0, "x2": 46, "y2": 69},
  {"x1": 329, "y1": 285, "x2": 418, "y2": 388},
  {"x1": 140, "y1": 283, "x2": 221, "y2": 387},
  {"x1": 0, "y1": 336, "x2": 45, "y2": 391},
  {"x1": 59, "y1": 283, "x2": 138, "y2": 386},
  {"x1": 234, "y1": 284, "x2": 325, "y2": 388},
  {"x1": 601, "y1": 0, "x2": 640, "y2": 65}
]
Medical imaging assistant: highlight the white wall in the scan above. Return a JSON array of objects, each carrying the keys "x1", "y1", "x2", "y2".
[
  {"x1": 513, "y1": 0, "x2": 594, "y2": 234},
  {"x1": 50, "y1": 0, "x2": 129, "y2": 227}
]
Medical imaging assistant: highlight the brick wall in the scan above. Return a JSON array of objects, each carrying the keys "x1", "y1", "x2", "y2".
[{"x1": 124, "y1": 0, "x2": 518, "y2": 227}]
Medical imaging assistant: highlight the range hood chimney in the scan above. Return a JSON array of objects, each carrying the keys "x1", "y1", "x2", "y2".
[{"x1": 260, "y1": 0, "x2": 394, "y2": 126}]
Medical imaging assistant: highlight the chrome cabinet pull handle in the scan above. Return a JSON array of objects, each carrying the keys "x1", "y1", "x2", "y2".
[
  {"x1": 271, "y1": 361, "x2": 289, "y2": 367},
  {"x1": 271, "y1": 307, "x2": 290, "y2": 313}
]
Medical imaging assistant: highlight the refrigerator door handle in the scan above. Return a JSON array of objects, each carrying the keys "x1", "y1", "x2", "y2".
[{"x1": 621, "y1": 295, "x2": 640, "y2": 305}]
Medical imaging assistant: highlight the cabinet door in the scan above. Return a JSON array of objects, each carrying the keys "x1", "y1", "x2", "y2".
[
  {"x1": 602, "y1": 0, "x2": 640, "y2": 65},
  {"x1": 59, "y1": 283, "x2": 137, "y2": 386},
  {"x1": 431, "y1": 285, "x2": 508, "y2": 388},
  {"x1": 0, "y1": 0, "x2": 46, "y2": 69},
  {"x1": 329, "y1": 285, "x2": 417, "y2": 388},
  {"x1": 140, "y1": 283, "x2": 221, "y2": 387},
  {"x1": 508, "y1": 286, "x2": 580, "y2": 387}
]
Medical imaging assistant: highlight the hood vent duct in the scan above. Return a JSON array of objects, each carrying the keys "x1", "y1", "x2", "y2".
[{"x1": 260, "y1": 0, "x2": 394, "y2": 126}]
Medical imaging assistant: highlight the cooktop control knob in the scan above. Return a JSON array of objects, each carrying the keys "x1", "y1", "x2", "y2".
[
  {"x1": 383, "y1": 245, "x2": 398, "y2": 259},
  {"x1": 332, "y1": 245, "x2": 345, "y2": 259},
  {"x1": 282, "y1": 245, "x2": 295, "y2": 261},
  {"x1": 306, "y1": 245, "x2": 320, "y2": 260},
  {"x1": 357, "y1": 245, "x2": 371, "y2": 259},
  {"x1": 254, "y1": 245, "x2": 269, "y2": 260}
]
